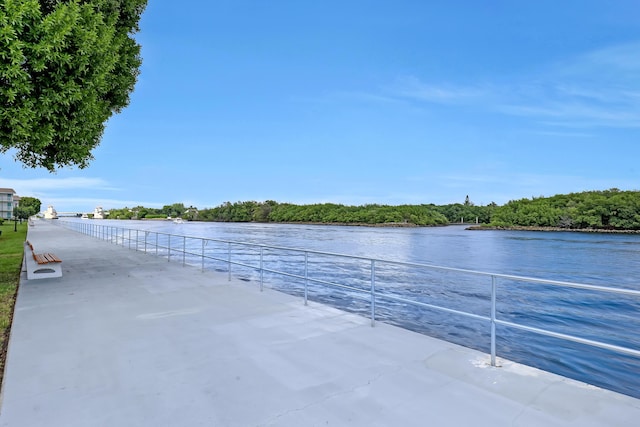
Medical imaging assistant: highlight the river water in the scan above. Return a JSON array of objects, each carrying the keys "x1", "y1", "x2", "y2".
[{"x1": 67, "y1": 219, "x2": 640, "y2": 398}]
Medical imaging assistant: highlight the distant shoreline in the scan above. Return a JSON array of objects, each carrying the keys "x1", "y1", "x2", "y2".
[
  {"x1": 83, "y1": 218, "x2": 640, "y2": 233},
  {"x1": 118, "y1": 218, "x2": 442, "y2": 227},
  {"x1": 466, "y1": 225, "x2": 640, "y2": 234}
]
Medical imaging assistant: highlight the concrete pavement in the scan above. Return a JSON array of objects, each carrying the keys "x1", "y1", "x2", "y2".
[{"x1": 1, "y1": 219, "x2": 639, "y2": 426}]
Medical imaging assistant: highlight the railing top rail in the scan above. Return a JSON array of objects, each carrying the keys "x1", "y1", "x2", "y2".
[{"x1": 60, "y1": 220, "x2": 640, "y2": 298}]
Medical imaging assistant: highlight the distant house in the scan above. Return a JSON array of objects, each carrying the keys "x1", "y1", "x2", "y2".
[
  {"x1": 0, "y1": 188, "x2": 19, "y2": 220},
  {"x1": 44, "y1": 205, "x2": 58, "y2": 219},
  {"x1": 94, "y1": 206, "x2": 105, "y2": 219}
]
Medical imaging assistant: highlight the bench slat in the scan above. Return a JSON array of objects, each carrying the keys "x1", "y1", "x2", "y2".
[
  {"x1": 43, "y1": 253, "x2": 62, "y2": 263},
  {"x1": 34, "y1": 254, "x2": 48, "y2": 264}
]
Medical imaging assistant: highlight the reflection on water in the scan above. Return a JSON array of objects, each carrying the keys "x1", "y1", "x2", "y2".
[{"x1": 67, "y1": 219, "x2": 640, "y2": 398}]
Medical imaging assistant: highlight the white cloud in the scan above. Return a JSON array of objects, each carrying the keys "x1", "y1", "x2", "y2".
[
  {"x1": 532, "y1": 130, "x2": 594, "y2": 138},
  {"x1": 578, "y1": 42, "x2": 640, "y2": 73},
  {"x1": 499, "y1": 101, "x2": 640, "y2": 128},
  {"x1": 0, "y1": 177, "x2": 129, "y2": 212},
  {"x1": 384, "y1": 41, "x2": 640, "y2": 129},
  {"x1": 1, "y1": 177, "x2": 116, "y2": 196},
  {"x1": 389, "y1": 76, "x2": 487, "y2": 104}
]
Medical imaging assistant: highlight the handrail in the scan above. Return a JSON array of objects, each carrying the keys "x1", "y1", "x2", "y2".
[{"x1": 58, "y1": 220, "x2": 640, "y2": 368}]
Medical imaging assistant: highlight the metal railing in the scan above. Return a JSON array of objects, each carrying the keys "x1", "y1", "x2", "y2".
[{"x1": 59, "y1": 220, "x2": 640, "y2": 367}]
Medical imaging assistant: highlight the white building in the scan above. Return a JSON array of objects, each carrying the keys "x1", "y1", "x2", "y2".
[
  {"x1": 44, "y1": 205, "x2": 58, "y2": 219},
  {"x1": 0, "y1": 188, "x2": 19, "y2": 220},
  {"x1": 93, "y1": 206, "x2": 105, "y2": 219}
]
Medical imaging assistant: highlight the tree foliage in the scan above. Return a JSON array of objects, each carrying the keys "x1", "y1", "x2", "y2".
[
  {"x1": 490, "y1": 189, "x2": 640, "y2": 230},
  {"x1": 431, "y1": 202, "x2": 496, "y2": 224},
  {"x1": 108, "y1": 205, "x2": 161, "y2": 219},
  {"x1": 0, "y1": 0, "x2": 147, "y2": 171},
  {"x1": 13, "y1": 205, "x2": 30, "y2": 219},
  {"x1": 162, "y1": 203, "x2": 185, "y2": 218},
  {"x1": 17, "y1": 196, "x2": 41, "y2": 216},
  {"x1": 195, "y1": 201, "x2": 451, "y2": 226}
]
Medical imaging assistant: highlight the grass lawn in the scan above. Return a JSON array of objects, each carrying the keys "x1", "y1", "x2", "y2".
[{"x1": 0, "y1": 221, "x2": 27, "y2": 387}]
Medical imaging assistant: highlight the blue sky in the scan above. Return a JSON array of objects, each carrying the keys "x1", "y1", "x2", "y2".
[{"x1": 2, "y1": 0, "x2": 640, "y2": 213}]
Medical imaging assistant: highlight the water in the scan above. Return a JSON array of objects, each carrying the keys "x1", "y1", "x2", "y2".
[{"x1": 66, "y1": 219, "x2": 640, "y2": 398}]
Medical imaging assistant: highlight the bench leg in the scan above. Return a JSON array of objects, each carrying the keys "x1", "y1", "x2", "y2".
[{"x1": 26, "y1": 263, "x2": 62, "y2": 280}]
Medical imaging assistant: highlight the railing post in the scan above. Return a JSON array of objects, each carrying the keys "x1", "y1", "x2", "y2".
[
  {"x1": 370, "y1": 259, "x2": 376, "y2": 327},
  {"x1": 260, "y1": 247, "x2": 264, "y2": 292},
  {"x1": 183, "y1": 236, "x2": 186, "y2": 266},
  {"x1": 491, "y1": 275, "x2": 497, "y2": 366},
  {"x1": 227, "y1": 242, "x2": 231, "y2": 281},
  {"x1": 128, "y1": 229, "x2": 131, "y2": 249},
  {"x1": 168, "y1": 234, "x2": 171, "y2": 262},
  {"x1": 304, "y1": 252, "x2": 309, "y2": 305},
  {"x1": 136, "y1": 230, "x2": 139, "y2": 252},
  {"x1": 201, "y1": 240, "x2": 205, "y2": 271},
  {"x1": 145, "y1": 232, "x2": 148, "y2": 253},
  {"x1": 155, "y1": 233, "x2": 158, "y2": 256}
]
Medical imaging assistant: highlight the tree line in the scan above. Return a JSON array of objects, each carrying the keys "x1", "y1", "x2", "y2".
[
  {"x1": 198, "y1": 201, "x2": 453, "y2": 226},
  {"x1": 107, "y1": 198, "x2": 497, "y2": 226},
  {"x1": 107, "y1": 203, "x2": 193, "y2": 220},
  {"x1": 103, "y1": 189, "x2": 640, "y2": 230}
]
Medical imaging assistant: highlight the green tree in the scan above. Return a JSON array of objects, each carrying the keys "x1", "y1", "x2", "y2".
[
  {"x1": 13, "y1": 206, "x2": 30, "y2": 220},
  {"x1": 17, "y1": 196, "x2": 41, "y2": 216},
  {"x1": 162, "y1": 203, "x2": 185, "y2": 218},
  {"x1": 0, "y1": 0, "x2": 147, "y2": 171}
]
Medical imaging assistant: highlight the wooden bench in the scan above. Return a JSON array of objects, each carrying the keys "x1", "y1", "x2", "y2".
[{"x1": 23, "y1": 240, "x2": 63, "y2": 280}]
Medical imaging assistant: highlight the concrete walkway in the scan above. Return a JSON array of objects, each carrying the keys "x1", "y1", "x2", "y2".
[{"x1": 1, "y1": 220, "x2": 639, "y2": 426}]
